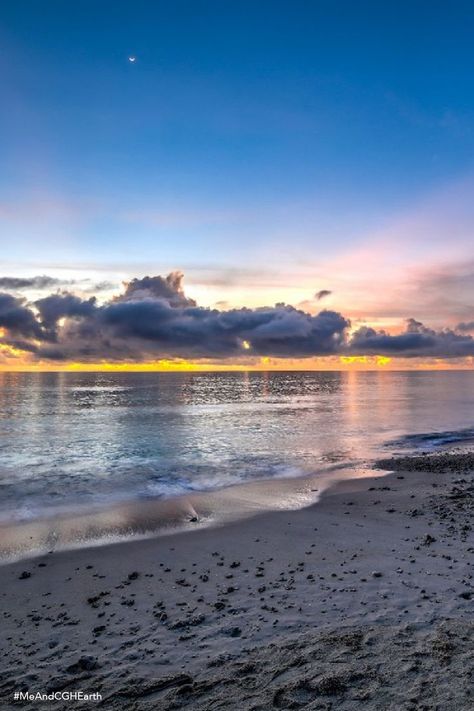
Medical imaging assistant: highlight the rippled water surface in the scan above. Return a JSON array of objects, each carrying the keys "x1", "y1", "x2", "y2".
[{"x1": 1, "y1": 370, "x2": 473, "y2": 523}]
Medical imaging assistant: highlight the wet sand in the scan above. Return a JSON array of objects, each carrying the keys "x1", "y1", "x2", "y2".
[
  {"x1": 1, "y1": 451, "x2": 474, "y2": 709},
  {"x1": 0, "y1": 465, "x2": 383, "y2": 563}
]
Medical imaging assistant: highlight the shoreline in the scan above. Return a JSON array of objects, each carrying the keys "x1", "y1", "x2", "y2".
[
  {"x1": 0, "y1": 462, "x2": 386, "y2": 565},
  {"x1": 1, "y1": 451, "x2": 473, "y2": 708}
]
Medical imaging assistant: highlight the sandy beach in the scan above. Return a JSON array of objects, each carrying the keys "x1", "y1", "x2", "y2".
[
  {"x1": 1, "y1": 451, "x2": 473, "y2": 709},
  {"x1": 4, "y1": 1, "x2": 474, "y2": 707}
]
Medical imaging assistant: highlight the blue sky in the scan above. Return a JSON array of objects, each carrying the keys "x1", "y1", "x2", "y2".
[{"x1": 1, "y1": 1, "x2": 474, "y2": 325}]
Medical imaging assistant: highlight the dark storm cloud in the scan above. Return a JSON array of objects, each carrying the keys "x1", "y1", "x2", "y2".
[
  {"x1": 350, "y1": 318, "x2": 474, "y2": 358},
  {"x1": 0, "y1": 275, "x2": 70, "y2": 290},
  {"x1": 315, "y1": 289, "x2": 332, "y2": 301},
  {"x1": 120, "y1": 272, "x2": 196, "y2": 307},
  {"x1": 1, "y1": 273, "x2": 474, "y2": 361},
  {"x1": 35, "y1": 293, "x2": 97, "y2": 339},
  {"x1": 32, "y1": 299, "x2": 349, "y2": 360},
  {"x1": 0, "y1": 293, "x2": 43, "y2": 339},
  {"x1": 457, "y1": 320, "x2": 474, "y2": 332}
]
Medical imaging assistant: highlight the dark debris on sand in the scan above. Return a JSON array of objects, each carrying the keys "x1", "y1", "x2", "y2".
[
  {"x1": 376, "y1": 451, "x2": 474, "y2": 474},
  {"x1": 2, "y1": 449, "x2": 474, "y2": 710},
  {"x1": 74, "y1": 621, "x2": 474, "y2": 710}
]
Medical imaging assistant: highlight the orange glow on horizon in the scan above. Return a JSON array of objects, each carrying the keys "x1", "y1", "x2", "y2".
[
  {"x1": 339, "y1": 355, "x2": 392, "y2": 367},
  {"x1": 0, "y1": 354, "x2": 472, "y2": 372}
]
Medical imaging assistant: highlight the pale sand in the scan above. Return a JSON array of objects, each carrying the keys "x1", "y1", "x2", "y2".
[{"x1": 1, "y1": 452, "x2": 473, "y2": 709}]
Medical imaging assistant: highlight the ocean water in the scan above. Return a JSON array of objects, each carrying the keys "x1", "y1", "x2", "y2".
[{"x1": 1, "y1": 370, "x2": 474, "y2": 533}]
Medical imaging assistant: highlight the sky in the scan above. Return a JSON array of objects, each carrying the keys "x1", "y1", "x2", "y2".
[{"x1": 1, "y1": 1, "x2": 474, "y2": 369}]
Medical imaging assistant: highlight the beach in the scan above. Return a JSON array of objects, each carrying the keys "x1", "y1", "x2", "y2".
[
  {"x1": 1, "y1": 451, "x2": 473, "y2": 709},
  {"x1": 4, "y1": 2, "x2": 474, "y2": 708}
]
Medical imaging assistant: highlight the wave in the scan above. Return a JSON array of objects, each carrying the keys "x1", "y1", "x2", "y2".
[
  {"x1": 387, "y1": 427, "x2": 474, "y2": 452},
  {"x1": 0, "y1": 463, "x2": 387, "y2": 563}
]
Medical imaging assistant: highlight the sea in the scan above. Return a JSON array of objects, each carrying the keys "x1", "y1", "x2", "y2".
[{"x1": 1, "y1": 370, "x2": 473, "y2": 558}]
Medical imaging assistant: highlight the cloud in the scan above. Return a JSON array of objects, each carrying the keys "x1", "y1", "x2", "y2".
[
  {"x1": 120, "y1": 273, "x2": 197, "y2": 307},
  {"x1": 315, "y1": 289, "x2": 332, "y2": 301},
  {"x1": 457, "y1": 320, "x2": 474, "y2": 332},
  {"x1": 0, "y1": 275, "x2": 118, "y2": 297},
  {"x1": 34, "y1": 293, "x2": 97, "y2": 340},
  {"x1": 0, "y1": 293, "x2": 43, "y2": 339},
  {"x1": 350, "y1": 318, "x2": 474, "y2": 358},
  {"x1": 1, "y1": 273, "x2": 474, "y2": 362},
  {"x1": 36, "y1": 298, "x2": 349, "y2": 361},
  {"x1": 0, "y1": 275, "x2": 69, "y2": 290},
  {"x1": 90, "y1": 281, "x2": 117, "y2": 292}
]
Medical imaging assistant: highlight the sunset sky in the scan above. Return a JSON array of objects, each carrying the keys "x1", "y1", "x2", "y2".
[{"x1": 1, "y1": 1, "x2": 474, "y2": 370}]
